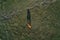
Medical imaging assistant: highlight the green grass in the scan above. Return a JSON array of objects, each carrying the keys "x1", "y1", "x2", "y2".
[{"x1": 0, "y1": 0, "x2": 60, "y2": 40}]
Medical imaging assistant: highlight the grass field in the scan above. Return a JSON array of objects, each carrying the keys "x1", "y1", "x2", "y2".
[{"x1": 0, "y1": 0, "x2": 60, "y2": 40}]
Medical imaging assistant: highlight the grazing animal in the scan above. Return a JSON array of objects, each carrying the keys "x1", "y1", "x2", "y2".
[{"x1": 27, "y1": 9, "x2": 32, "y2": 29}]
